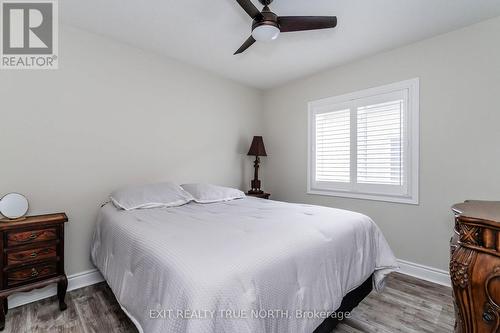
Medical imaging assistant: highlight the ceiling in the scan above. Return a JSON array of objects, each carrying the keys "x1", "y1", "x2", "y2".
[{"x1": 61, "y1": 0, "x2": 500, "y2": 89}]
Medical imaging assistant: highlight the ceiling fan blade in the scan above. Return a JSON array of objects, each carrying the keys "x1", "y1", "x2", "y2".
[
  {"x1": 278, "y1": 16, "x2": 337, "y2": 33},
  {"x1": 234, "y1": 36, "x2": 256, "y2": 55},
  {"x1": 236, "y1": 0, "x2": 261, "y2": 19}
]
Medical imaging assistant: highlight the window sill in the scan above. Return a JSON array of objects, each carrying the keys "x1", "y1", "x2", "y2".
[{"x1": 307, "y1": 189, "x2": 419, "y2": 205}]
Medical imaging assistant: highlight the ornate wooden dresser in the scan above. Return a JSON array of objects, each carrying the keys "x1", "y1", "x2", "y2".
[
  {"x1": 451, "y1": 201, "x2": 500, "y2": 333},
  {"x1": 0, "y1": 213, "x2": 68, "y2": 330}
]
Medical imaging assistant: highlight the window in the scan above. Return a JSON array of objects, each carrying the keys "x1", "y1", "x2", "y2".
[{"x1": 308, "y1": 78, "x2": 419, "y2": 204}]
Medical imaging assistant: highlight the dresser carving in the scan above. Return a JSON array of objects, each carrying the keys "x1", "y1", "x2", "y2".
[
  {"x1": 450, "y1": 247, "x2": 475, "y2": 289},
  {"x1": 451, "y1": 201, "x2": 500, "y2": 333},
  {"x1": 482, "y1": 266, "x2": 500, "y2": 331}
]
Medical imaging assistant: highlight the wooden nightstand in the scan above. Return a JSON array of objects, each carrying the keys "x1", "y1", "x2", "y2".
[
  {"x1": 246, "y1": 192, "x2": 270, "y2": 199},
  {"x1": 0, "y1": 213, "x2": 68, "y2": 330}
]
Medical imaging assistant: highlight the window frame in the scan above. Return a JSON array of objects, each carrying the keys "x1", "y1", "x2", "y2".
[{"x1": 307, "y1": 78, "x2": 419, "y2": 205}]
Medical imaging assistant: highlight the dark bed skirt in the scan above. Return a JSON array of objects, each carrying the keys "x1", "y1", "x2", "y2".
[{"x1": 313, "y1": 274, "x2": 373, "y2": 333}]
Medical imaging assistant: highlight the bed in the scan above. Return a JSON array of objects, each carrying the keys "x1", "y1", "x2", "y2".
[{"x1": 91, "y1": 197, "x2": 398, "y2": 333}]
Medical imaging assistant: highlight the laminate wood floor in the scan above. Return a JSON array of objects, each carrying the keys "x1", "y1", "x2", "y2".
[{"x1": 2, "y1": 273, "x2": 454, "y2": 333}]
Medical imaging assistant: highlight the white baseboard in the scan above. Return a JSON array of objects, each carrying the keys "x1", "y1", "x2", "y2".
[
  {"x1": 8, "y1": 269, "x2": 104, "y2": 309},
  {"x1": 397, "y1": 259, "x2": 451, "y2": 287},
  {"x1": 7, "y1": 259, "x2": 451, "y2": 309}
]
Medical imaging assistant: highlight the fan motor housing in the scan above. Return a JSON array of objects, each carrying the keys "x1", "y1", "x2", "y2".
[{"x1": 252, "y1": 10, "x2": 279, "y2": 30}]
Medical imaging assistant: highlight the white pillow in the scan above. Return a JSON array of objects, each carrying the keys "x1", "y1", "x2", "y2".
[
  {"x1": 181, "y1": 184, "x2": 245, "y2": 203},
  {"x1": 110, "y1": 182, "x2": 193, "y2": 211}
]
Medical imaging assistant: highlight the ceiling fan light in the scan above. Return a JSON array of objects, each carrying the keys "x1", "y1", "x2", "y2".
[{"x1": 252, "y1": 25, "x2": 280, "y2": 42}]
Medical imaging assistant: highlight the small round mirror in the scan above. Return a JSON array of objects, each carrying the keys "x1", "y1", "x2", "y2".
[{"x1": 0, "y1": 193, "x2": 29, "y2": 220}]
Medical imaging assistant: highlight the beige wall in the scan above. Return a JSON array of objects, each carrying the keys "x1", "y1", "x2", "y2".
[
  {"x1": 262, "y1": 17, "x2": 500, "y2": 271},
  {"x1": 0, "y1": 26, "x2": 263, "y2": 275}
]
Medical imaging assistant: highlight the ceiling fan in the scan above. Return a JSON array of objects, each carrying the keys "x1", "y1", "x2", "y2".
[{"x1": 234, "y1": 0, "x2": 337, "y2": 55}]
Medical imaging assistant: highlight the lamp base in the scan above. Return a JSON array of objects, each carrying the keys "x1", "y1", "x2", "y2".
[
  {"x1": 248, "y1": 189, "x2": 264, "y2": 195},
  {"x1": 250, "y1": 179, "x2": 262, "y2": 191}
]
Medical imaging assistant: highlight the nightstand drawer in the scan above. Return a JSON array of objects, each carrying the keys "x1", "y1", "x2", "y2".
[
  {"x1": 6, "y1": 228, "x2": 57, "y2": 247},
  {"x1": 7, "y1": 245, "x2": 57, "y2": 266},
  {"x1": 7, "y1": 262, "x2": 57, "y2": 287}
]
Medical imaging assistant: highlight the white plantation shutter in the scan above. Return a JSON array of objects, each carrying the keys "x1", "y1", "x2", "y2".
[
  {"x1": 308, "y1": 79, "x2": 419, "y2": 204},
  {"x1": 357, "y1": 100, "x2": 404, "y2": 185},
  {"x1": 315, "y1": 109, "x2": 350, "y2": 183}
]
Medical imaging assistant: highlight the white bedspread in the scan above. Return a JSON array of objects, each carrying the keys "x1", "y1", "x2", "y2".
[{"x1": 91, "y1": 197, "x2": 398, "y2": 333}]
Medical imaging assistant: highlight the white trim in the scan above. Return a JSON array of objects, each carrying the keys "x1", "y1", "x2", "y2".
[
  {"x1": 7, "y1": 258, "x2": 450, "y2": 309},
  {"x1": 307, "y1": 78, "x2": 420, "y2": 205},
  {"x1": 307, "y1": 189, "x2": 420, "y2": 204},
  {"x1": 8, "y1": 269, "x2": 104, "y2": 309},
  {"x1": 397, "y1": 259, "x2": 451, "y2": 287},
  {"x1": 309, "y1": 78, "x2": 419, "y2": 108}
]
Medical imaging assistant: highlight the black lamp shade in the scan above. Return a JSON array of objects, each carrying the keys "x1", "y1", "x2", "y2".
[{"x1": 247, "y1": 136, "x2": 267, "y2": 156}]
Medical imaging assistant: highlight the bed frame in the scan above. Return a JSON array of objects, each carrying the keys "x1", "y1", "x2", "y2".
[{"x1": 313, "y1": 274, "x2": 373, "y2": 333}]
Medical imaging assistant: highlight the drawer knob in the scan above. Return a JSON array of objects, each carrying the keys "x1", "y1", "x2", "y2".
[
  {"x1": 31, "y1": 268, "x2": 38, "y2": 277},
  {"x1": 29, "y1": 233, "x2": 37, "y2": 240},
  {"x1": 30, "y1": 252, "x2": 37, "y2": 258}
]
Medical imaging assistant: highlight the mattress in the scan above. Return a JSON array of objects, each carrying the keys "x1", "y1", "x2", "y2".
[{"x1": 91, "y1": 197, "x2": 398, "y2": 333}]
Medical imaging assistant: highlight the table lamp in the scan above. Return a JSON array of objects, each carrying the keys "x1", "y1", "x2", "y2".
[{"x1": 247, "y1": 136, "x2": 267, "y2": 194}]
